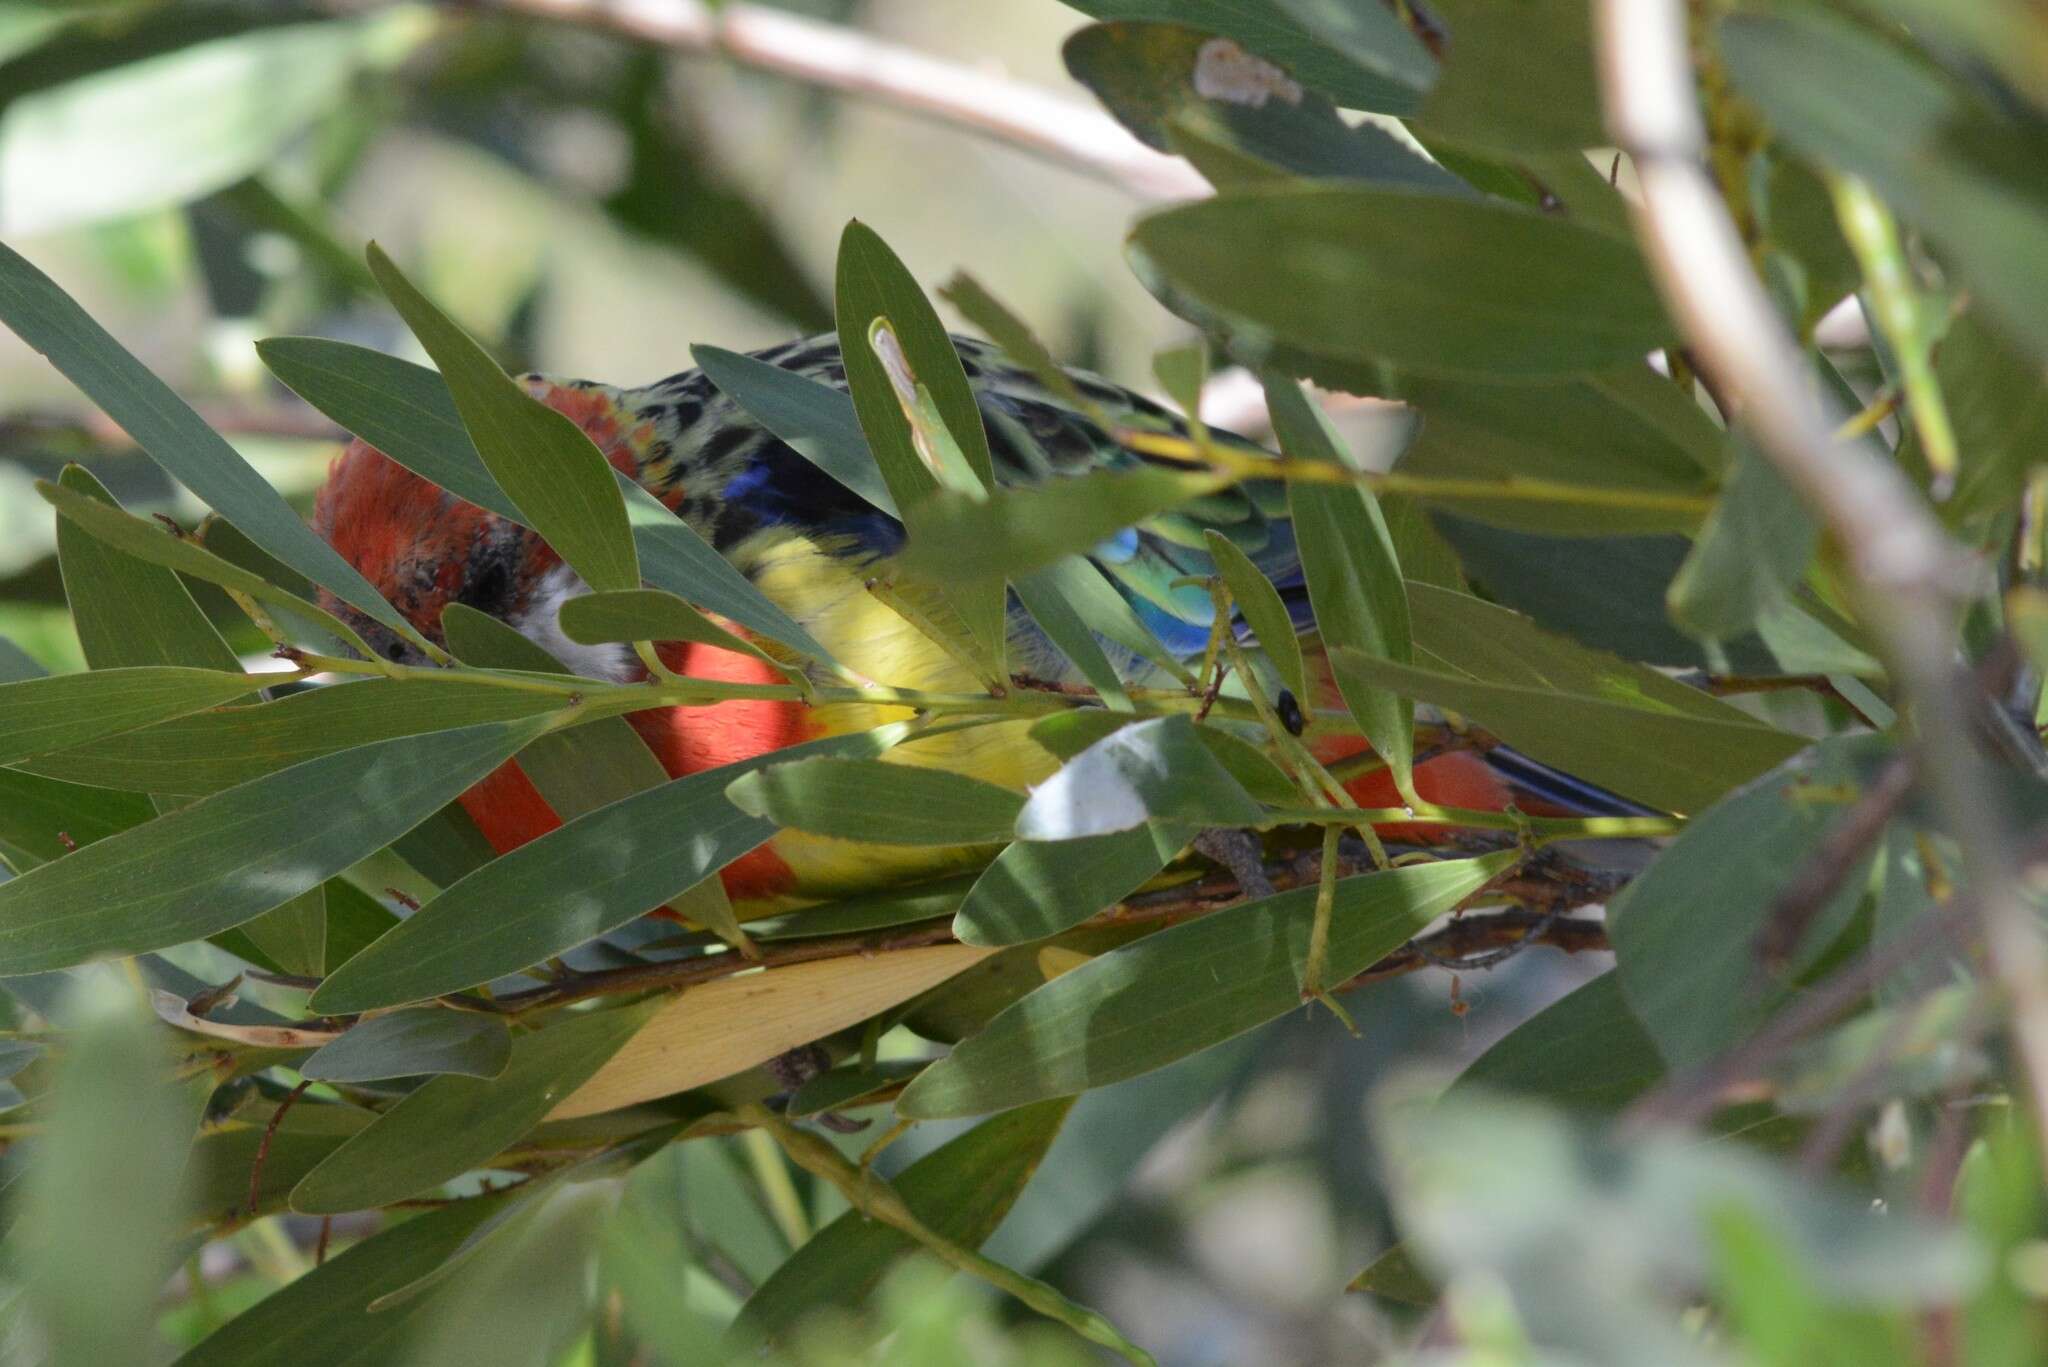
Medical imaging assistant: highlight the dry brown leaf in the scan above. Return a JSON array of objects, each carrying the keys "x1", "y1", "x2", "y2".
[{"x1": 548, "y1": 943, "x2": 993, "y2": 1120}]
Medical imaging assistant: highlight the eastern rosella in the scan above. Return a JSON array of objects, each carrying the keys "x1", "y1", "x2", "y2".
[{"x1": 313, "y1": 335, "x2": 1607, "y2": 905}]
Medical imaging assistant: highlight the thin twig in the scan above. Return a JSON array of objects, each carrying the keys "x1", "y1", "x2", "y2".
[
  {"x1": 1597, "y1": 0, "x2": 2048, "y2": 1174},
  {"x1": 1616, "y1": 829, "x2": 2048, "y2": 1130},
  {"x1": 1753, "y1": 753, "x2": 1917, "y2": 974},
  {"x1": 245, "y1": 1080, "x2": 311, "y2": 1218},
  {"x1": 460, "y1": 0, "x2": 1206, "y2": 201}
]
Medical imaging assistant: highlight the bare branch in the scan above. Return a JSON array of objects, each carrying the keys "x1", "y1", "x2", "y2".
[
  {"x1": 1596, "y1": 0, "x2": 2048, "y2": 1163},
  {"x1": 464, "y1": 0, "x2": 1208, "y2": 201}
]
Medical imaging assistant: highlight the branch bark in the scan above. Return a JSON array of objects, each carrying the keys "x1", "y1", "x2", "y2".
[
  {"x1": 461, "y1": 0, "x2": 1208, "y2": 201},
  {"x1": 1595, "y1": 0, "x2": 2048, "y2": 1166}
]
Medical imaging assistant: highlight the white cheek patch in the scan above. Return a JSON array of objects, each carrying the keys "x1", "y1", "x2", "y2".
[{"x1": 511, "y1": 564, "x2": 639, "y2": 682}]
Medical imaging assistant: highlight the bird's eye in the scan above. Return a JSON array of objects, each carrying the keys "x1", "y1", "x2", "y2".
[{"x1": 385, "y1": 641, "x2": 408, "y2": 663}]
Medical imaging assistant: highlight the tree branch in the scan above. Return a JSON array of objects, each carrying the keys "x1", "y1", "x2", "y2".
[
  {"x1": 1596, "y1": 0, "x2": 2048, "y2": 1165},
  {"x1": 459, "y1": 0, "x2": 1208, "y2": 201}
]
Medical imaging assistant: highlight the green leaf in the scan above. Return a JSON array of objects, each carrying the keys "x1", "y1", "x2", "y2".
[
  {"x1": 1719, "y1": 10, "x2": 2048, "y2": 367},
  {"x1": 1390, "y1": 368, "x2": 1720, "y2": 536},
  {"x1": 437, "y1": 604, "x2": 750, "y2": 957},
  {"x1": 1611, "y1": 734, "x2": 1890, "y2": 1070},
  {"x1": 301, "y1": 1008, "x2": 514, "y2": 1084},
  {"x1": 836, "y1": 221, "x2": 1006, "y2": 677},
  {"x1": 938, "y1": 273, "x2": 1107, "y2": 426},
  {"x1": 54, "y1": 465, "x2": 240, "y2": 674},
  {"x1": 1337, "y1": 583, "x2": 1810, "y2": 814},
  {"x1": 725, "y1": 1099, "x2": 1074, "y2": 1353},
  {"x1": 1271, "y1": 0, "x2": 1435, "y2": 93},
  {"x1": 366, "y1": 243, "x2": 638, "y2": 595},
  {"x1": 1269, "y1": 375, "x2": 1413, "y2": 799},
  {"x1": 1060, "y1": 0, "x2": 1427, "y2": 112},
  {"x1": 0, "y1": 666, "x2": 259, "y2": 768},
  {"x1": 172, "y1": 1199, "x2": 500, "y2": 1367},
  {"x1": 0, "y1": 770, "x2": 154, "y2": 875},
  {"x1": 556, "y1": 587, "x2": 786, "y2": 674},
  {"x1": 1852, "y1": 0, "x2": 2048, "y2": 109},
  {"x1": 256, "y1": 337, "x2": 833, "y2": 664},
  {"x1": 785, "y1": 1059, "x2": 927, "y2": 1117},
  {"x1": 1431, "y1": 516, "x2": 1879, "y2": 676},
  {"x1": 1015, "y1": 715, "x2": 1262, "y2": 839},
  {"x1": 955, "y1": 824, "x2": 1190, "y2": 947},
  {"x1": 728, "y1": 758, "x2": 1024, "y2": 847},
  {"x1": 240, "y1": 887, "x2": 326, "y2": 980},
  {"x1": 898, "y1": 465, "x2": 1223, "y2": 583},
  {"x1": 1065, "y1": 21, "x2": 1457, "y2": 193},
  {"x1": 17, "y1": 978, "x2": 207, "y2": 1367},
  {"x1": 1935, "y1": 308, "x2": 2048, "y2": 523},
  {"x1": 0, "y1": 243, "x2": 431, "y2": 654},
  {"x1": 899, "y1": 852, "x2": 1512, "y2": 1117},
  {"x1": 441, "y1": 604, "x2": 674, "y2": 823},
  {"x1": 1448, "y1": 971, "x2": 1664, "y2": 1112},
  {"x1": 1667, "y1": 442, "x2": 1818, "y2": 640},
  {"x1": 35, "y1": 478, "x2": 379, "y2": 660},
  {"x1": 0, "y1": 719, "x2": 550, "y2": 977},
  {"x1": 1707, "y1": 1205, "x2": 1919, "y2": 1366},
  {"x1": 1414, "y1": 0, "x2": 1603, "y2": 152},
  {"x1": 1027, "y1": 709, "x2": 1299, "y2": 805},
  {"x1": 1203, "y1": 528, "x2": 1307, "y2": 703},
  {"x1": 694, "y1": 343, "x2": 895, "y2": 515},
  {"x1": 831, "y1": 222, "x2": 966, "y2": 516},
  {"x1": 1012, "y1": 568, "x2": 1134, "y2": 711},
  {"x1": 1132, "y1": 185, "x2": 1671, "y2": 379},
  {"x1": 0, "y1": 21, "x2": 366, "y2": 236},
  {"x1": 290, "y1": 1000, "x2": 656, "y2": 1214},
  {"x1": 322, "y1": 879, "x2": 401, "y2": 974},
  {"x1": 20, "y1": 678, "x2": 565, "y2": 796},
  {"x1": 310, "y1": 724, "x2": 913, "y2": 1013}
]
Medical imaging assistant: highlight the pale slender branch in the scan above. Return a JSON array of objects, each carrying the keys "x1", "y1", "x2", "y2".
[
  {"x1": 1596, "y1": 0, "x2": 2048, "y2": 1168},
  {"x1": 462, "y1": 0, "x2": 1208, "y2": 201}
]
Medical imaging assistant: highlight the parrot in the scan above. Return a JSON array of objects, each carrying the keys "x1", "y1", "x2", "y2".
[{"x1": 312, "y1": 333, "x2": 1627, "y2": 908}]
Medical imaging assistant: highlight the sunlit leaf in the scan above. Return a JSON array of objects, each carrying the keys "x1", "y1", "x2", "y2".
[
  {"x1": 955, "y1": 824, "x2": 1190, "y2": 947},
  {"x1": 1014, "y1": 714, "x2": 1261, "y2": 839}
]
